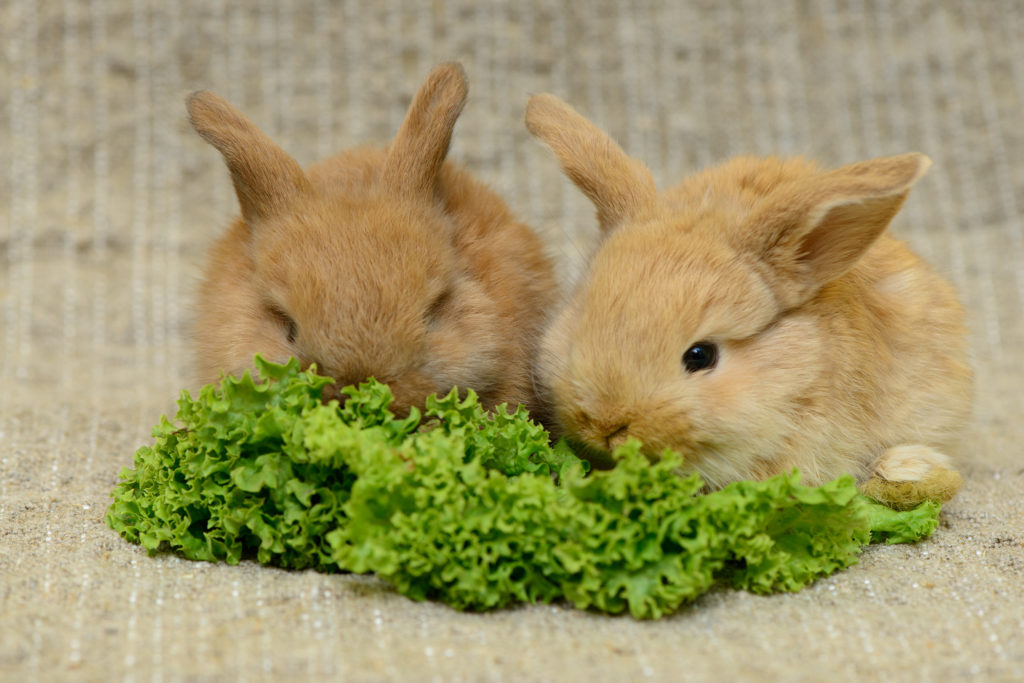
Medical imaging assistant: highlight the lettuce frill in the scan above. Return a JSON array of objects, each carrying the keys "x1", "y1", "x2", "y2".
[{"x1": 107, "y1": 357, "x2": 940, "y2": 619}]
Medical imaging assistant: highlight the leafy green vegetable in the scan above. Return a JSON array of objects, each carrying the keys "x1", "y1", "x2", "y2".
[{"x1": 107, "y1": 357, "x2": 941, "y2": 619}]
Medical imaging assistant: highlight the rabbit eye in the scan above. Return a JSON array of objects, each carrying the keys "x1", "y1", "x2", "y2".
[
  {"x1": 268, "y1": 305, "x2": 298, "y2": 344},
  {"x1": 425, "y1": 287, "x2": 454, "y2": 325},
  {"x1": 683, "y1": 342, "x2": 718, "y2": 373}
]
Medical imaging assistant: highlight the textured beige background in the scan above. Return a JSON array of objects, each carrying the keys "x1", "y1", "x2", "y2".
[{"x1": 2, "y1": 1, "x2": 1023, "y2": 681}]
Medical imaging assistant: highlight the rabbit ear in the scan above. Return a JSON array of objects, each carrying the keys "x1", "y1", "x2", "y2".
[
  {"x1": 380, "y1": 62, "x2": 468, "y2": 197},
  {"x1": 525, "y1": 94, "x2": 658, "y2": 233},
  {"x1": 755, "y1": 153, "x2": 931, "y2": 301},
  {"x1": 187, "y1": 90, "x2": 310, "y2": 224}
]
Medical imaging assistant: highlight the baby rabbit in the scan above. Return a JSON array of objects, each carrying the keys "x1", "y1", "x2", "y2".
[
  {"x1": 525, "y1": 93, "x2": 972, "y2": 505},
  {"x1": 188, "y1": 63, "x2": 556, "y2": 417}
]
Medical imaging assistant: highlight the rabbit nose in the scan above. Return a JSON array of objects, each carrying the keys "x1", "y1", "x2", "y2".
[
  {"x1": 576, "y1": 409, "x2": 631, "y2": 451},
  {"x1": 605, "y1": 424, "x2": 630, "y2": 452}
]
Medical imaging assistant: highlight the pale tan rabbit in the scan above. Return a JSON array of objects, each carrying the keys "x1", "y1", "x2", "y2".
[
  {"x1": 187, "y1": 63, "x2": 556, "y2": 418},
  {"x1": 525, "y1": 93, "x2": 972, "y2": 507}
]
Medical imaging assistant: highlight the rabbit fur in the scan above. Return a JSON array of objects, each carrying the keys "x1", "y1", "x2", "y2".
[
  {"x1": 525, "y1": 93, "x2": 972, "y2": 501},
  {"x1": 188, "y1": 63, "x2": 557, "y2": 418}
]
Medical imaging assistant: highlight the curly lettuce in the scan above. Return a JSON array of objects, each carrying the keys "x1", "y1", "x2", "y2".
[{"x1": 107, "y1": 357, "x2": 940, "y2": 619}]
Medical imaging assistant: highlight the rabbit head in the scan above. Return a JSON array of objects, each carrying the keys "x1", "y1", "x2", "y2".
[{"x1": 189, "y1": 63, "x2": 521, "y2": 415}]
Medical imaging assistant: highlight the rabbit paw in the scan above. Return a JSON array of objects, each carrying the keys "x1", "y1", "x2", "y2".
[{"x1": 860, "y1": 444, "x2": 963, "y2": 510}]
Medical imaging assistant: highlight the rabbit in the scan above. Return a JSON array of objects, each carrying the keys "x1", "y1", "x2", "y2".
[
  {"x1": 186, "y1": 62, "x2": 557, "y2": 419},
  {"x1": 524, "y1": 93, "x2": 972, "y2": 506}
]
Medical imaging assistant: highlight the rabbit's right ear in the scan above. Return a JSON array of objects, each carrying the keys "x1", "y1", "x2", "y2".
[
  {"x1": 187, "y1": 90, "x2": 311, "y2": 224},
  {"x1": 381, "y1": 62, "x2": 468, "y2": 198},
  {"x1": 525, "y1": 94, "x2": 658, "y2": 233}
]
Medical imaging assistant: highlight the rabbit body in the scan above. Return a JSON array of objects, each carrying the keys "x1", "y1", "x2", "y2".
[
  {"x1": 190, "y1": 64, "x2": 556, "y2": 417},
  {"x1": 527, "y1": 94, "x2": 972, "y2": 495}
]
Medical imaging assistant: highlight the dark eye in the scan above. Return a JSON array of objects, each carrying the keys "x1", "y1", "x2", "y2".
[
  {"x1": 268, "y1": 306, "x2": 298, "y2": 344},
  {"x1": 682, "y1": 342, "x2": 718, "y2": 373},
  {"x1": 425, "y1": 287, "x2": 453, "y2": 326}
]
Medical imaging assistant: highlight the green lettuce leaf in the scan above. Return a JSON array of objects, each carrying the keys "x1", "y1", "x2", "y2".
[{"x1": 107, "y1": 357, "x2": 941, "y2": 619}]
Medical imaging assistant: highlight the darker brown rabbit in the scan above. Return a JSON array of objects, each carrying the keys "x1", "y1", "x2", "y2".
[{"x1": 189, "y1": 62, "x2": 557, "y2": 417}]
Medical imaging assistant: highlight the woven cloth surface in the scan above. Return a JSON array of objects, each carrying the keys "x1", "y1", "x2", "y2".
[{"x1": 2, "y1": 1, "x2": 1023, "y2": 681}]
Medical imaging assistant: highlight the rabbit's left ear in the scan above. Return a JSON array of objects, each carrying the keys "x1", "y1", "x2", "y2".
[
  {"x1": 750, "y1": 153, "x2": 931, "y2": 303},
  {"x1": 380, "y1": 62, "x2": 468, "y2": 198},
  {"x1": 525, "y1": 93, "x2": 659, "y2": 234}
]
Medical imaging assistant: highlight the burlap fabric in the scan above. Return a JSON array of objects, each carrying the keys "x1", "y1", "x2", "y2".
[{"x1": 2, "y1": 1, "x2": 1022, "y2": 680}]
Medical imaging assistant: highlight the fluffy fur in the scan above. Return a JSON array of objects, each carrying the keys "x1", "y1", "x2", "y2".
[
  {"x1": 189, "y1": 63, "x2": 556, "y2": 417},
  {"x1": 526, "y1": 93, "x2": 972, "y2": 502}
]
